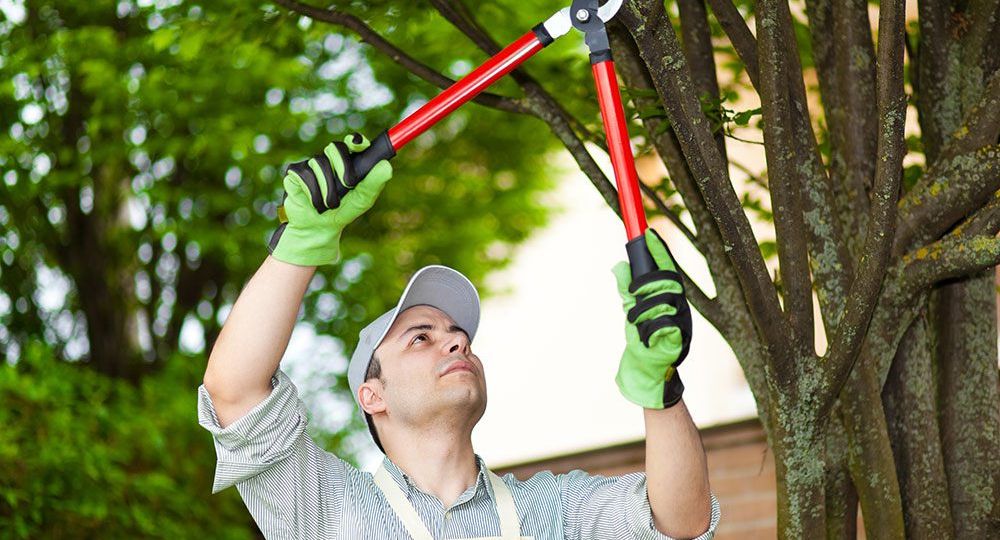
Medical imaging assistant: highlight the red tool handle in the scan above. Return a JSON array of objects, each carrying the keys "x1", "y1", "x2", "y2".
[
  {"x1": 591, "y1": 59, "x2": 656, "y2": 277},
  {"x1": 592, "y1": 59, "x2": 646, "y2": 240},
  {"x1": 389, "y1": 32, "x2": 545, "y2": 149},
  {"x1": 341, "y1": 30, "x2": 549, "y2": 197}
]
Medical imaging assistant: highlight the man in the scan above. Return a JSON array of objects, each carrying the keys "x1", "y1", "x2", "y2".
[{"x1": 199, "y1": 134, "x2": 721, "y2": 539}]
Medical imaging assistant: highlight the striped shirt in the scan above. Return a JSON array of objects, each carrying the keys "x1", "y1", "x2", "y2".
[{"x1": 198, "y1": 370, "x2": 721, "y2": 539}]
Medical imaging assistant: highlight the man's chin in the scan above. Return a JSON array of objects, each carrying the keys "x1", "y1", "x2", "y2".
[{"x1": 436, "y1": 383, "x2": 486, "y2": 411}]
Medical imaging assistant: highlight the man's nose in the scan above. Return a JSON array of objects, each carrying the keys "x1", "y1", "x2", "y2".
[{"x1": 445, "y1": 332, "x2": 469, "y2": 355}]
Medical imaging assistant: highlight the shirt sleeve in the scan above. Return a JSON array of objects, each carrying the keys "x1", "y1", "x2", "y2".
[
  {"x1": 558, "y1": 469, "x2": 721, "y2": 540},
  {"x1": 197, "y1": 369, "x2": 349, "y2": 538}
]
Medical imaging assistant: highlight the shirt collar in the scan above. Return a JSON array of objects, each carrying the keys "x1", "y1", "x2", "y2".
[{"x1": 381, "y1": 454, "x2": 494, "y2": 505}]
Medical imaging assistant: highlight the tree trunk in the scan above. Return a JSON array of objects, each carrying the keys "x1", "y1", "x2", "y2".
[
  {"x1": 882, "y1": 313, "x2": 954, "y2": 537},
  {"x1": 840, "y1": 365, "x2": 906, "y2": 539},
  {"x1": 60, "y1": 169, "x2": 144, "y2": 382},
  {"x1": 934, "y1": 271, "x2": 1000, "y2": 538},
  {"x1": 824, "y1": 410, "x2": 859, "y2": 539},
  {"x1": 771, "y1": 398, "x2": 827, "y2": 538}
]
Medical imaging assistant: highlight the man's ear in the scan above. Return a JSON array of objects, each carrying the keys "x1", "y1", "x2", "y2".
[{"x1": 358, "y1": 380, "x2": 387, "y2": 416}]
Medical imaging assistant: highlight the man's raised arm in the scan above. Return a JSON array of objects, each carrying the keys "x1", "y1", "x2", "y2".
[
  {"x1": 202, "y1": 132, "x2": 393, "y2": 427},
  {"x1": 612, "y1": 228, "x2": 718, "y2": 538},
  {"x1": 644, "y1": 402, "x2": 713, "y2": 538},
  {"x1": 203, "y1": 257, "x2": 316, "y2": 427}
]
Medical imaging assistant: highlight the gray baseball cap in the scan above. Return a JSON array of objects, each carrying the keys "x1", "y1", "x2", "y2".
[{"x1": 347, "y1": 264, "x2": 481, "y2": 452}]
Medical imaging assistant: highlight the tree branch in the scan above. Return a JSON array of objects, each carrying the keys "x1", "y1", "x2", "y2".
[
  {"x1": 987, "y1": 14, "x2": 1000, "y2": 76},
  {"x1": 916, "y1": 0, "x2": 958, "y2": 159},
  {"x1": 271, "y1": 0, "x2": 529, "y2": 115},
  {"x1": 757, "y1": 0, "x2": 816, "y2": 349},
  {"x1": 938, "y1": 68, "x2": 1000, "y2": 159},
  {"x1": 952, "y1": 188, "x2": 1000, "y2": 238},
  {"x1": 894, "y1": 145, "x2": 1000, "y2": 255},
  {"x1": 524, "y1": 98, "x2": 623, "y2": 217},
  {"x1": 609, "y1": 22, "x2": 751, "y2": 338},
  {"x1": 865, "y1": 190, "x2": 1000, "y2": 385},
  {"x1": 773, "y1": 1, "x2": 857, "y2": 326},
  {"x1": 608, "y1": 24, "x2": 714, "y2": 253},
  {"x1": 960, "y1": 0, "x2": 1000, "y2": 80},
  {"x1": 679, "y1": 267, "x2": 721, "y2": 325},
  {"x1": 705, "y1": 0, "x2": 760, "y2": 88},
  {"x1": 638, "y1": 183, "x2": 702, "y2": 250},
  {"x1": 426, "y1": 1, "x2": 721, "y2": 324},
  {"x1": 428, "y1": 0, "x2": 502, "y2": 58},
  {"x1": 831, "y1": 0, "x2": 878, "y2": 217},
  {"x1": 902, "y1": 235, "x2": 1000, "y2": 291},
  {"x1": 678, "y1": 0, "x2": 728, "y2": 162},
  {"x1": 636, "y1": 186, "x2": 721, "y2": 324},
  {"x1": 618, "y1": 0, "x2": 793, "y2": 373},
  {"x1": 608, "y1": 13, "x2": 768, "y2": 397},
  {"x1": 711, "y1": 0, "x2": 855, "y2": 332},
  {"x1": 838, "y1": 363, "x2": 907, "y2": 538},
  {"x1": 818, "y1": 0, "x2": 907, "y2": 417},
  {"x1": 877, "y1": 312, "x2": 951, "y2": 538},
  {"x1": 864, "y1": 273, "x2": 928, "y2": 388}
]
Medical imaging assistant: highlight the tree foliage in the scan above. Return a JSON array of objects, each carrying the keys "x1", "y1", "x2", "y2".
[
  {"x1": 0, "y1": 0, "x2": 555, "y2": 535},
  {"x1": 0, "y1": 343, "x2": 253, "y2": 538}
]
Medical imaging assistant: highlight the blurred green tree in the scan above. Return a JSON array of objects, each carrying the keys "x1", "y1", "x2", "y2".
[
  {"x1": 0, "y1": 343, "x2": 254, "y2": 537},
  {"x1": 0, "y1": 0, "x2": 553, "y2": 379},
  {"x1": 0, "y1": 0, "x2": 556, "y2": 536}
]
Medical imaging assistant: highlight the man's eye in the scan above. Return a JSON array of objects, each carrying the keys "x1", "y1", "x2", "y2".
[{"x1": 413, "y1": 333, "x2": 428, "y2": 344}]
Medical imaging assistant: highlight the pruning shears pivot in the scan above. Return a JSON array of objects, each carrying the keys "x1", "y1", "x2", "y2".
[{"x1": 344, "y1": 0, "x2": 658, "y2": 276}]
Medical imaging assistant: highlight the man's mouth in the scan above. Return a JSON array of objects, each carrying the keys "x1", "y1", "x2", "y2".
[{"x1": 441, "y1": 360, "x2": 475, "y2": 377}]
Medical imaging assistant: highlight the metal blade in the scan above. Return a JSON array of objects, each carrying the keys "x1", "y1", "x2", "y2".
[{"x1": 596, "y1": 0, "x2": 624, "y2": 22}]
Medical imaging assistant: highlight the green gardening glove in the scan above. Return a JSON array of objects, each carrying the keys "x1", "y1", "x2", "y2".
[
  {"x1": 612, "y1": 228, "x2": 692, "y2": 409},
  {"x1": 268, "y1": 133, "x2": 393, "y2": 266}
]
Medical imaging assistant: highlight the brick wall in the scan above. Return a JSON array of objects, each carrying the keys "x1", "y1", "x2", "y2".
[{"x1": 495, "y1": 417, "x2": 865, "y2": 538}]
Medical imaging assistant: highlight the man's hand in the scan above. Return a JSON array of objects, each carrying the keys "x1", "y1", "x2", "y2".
[
  {"x1": 268, "y1": 133, "x2": 393, "y2": 266},
  {"x1": 612, "y1": 228, "x2": 692, "y2": 409}
]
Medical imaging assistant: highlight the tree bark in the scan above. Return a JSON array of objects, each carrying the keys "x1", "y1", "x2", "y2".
[
  {"x1": 882, "y1": 313, "x2": 954, "y2": 537},
  {"x1": 839, "y1": 364, "x2": 906, "y2": 539},
  {"x1": 771, "y1": 401, "x2": 827, "y2": 539},
  {"x1": 934, "y1": 271, "x2": 1000, "y2": 538},
  {"x1": 824, "y1": 411, "x2": 859, "y2": 539}
]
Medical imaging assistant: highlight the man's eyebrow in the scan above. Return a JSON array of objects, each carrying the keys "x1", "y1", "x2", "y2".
[
  {"x1": 397, "y1": 323, "x2": 467, "y2": 342},
  {"x1": 398, "y1": 324, "x2": 432, "y2": 342}
]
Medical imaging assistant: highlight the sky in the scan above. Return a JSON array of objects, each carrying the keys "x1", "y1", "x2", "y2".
[{"x1": 282, "y1": 151, "x2": 759, "y2": 471}]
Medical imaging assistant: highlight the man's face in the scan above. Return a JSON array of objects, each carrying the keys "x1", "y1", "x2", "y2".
[{"x1": 364, "y1": 304, "x2": 487, "y2": 434}]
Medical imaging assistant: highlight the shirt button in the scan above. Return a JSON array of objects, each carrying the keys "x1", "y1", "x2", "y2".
[{"x1": 445, "y1": 511, "x2": 452, "y2": 520}]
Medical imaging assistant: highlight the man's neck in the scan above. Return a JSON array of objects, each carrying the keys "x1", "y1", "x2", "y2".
[{"x1": 383, "y1": 427, "x2": 479, "y2": 508}]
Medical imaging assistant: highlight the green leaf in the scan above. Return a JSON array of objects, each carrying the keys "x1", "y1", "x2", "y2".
[
  {"x1": 759, "y1": 240, "x2": 778, "y2": 260},
  {"x1": 636, "y1": 104, "x2": 668, "y2": 120},
  {"x1": 733, "y1": 107, "x2": 762, "y2": 126},
  {"x1": 620, "y1": 86, "x2": 660, "y2": 99},
  {"x1": 903, "y1": 164, "x2": 924, "y2": 192}
]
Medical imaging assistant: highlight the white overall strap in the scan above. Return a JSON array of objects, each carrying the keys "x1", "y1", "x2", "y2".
[
  {"x1": 373, "y1": 464, "x2": 435, "y2": 540},
  {"x1": 487, "y1": 471, "x2": 521, "y2": 540}
]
